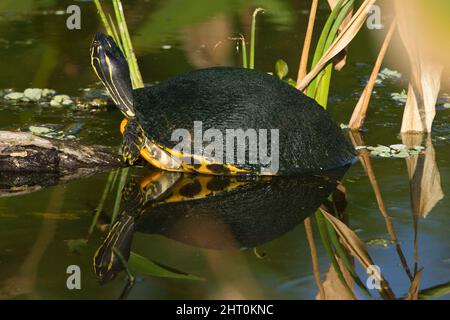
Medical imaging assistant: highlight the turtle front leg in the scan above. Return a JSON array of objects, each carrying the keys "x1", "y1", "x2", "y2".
[{"x1": 121, "y1": 119, "x2": 145, "y2": 165}]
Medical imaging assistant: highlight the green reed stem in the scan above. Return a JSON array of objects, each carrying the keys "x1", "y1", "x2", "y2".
[
  {"x1": 307, "y1": 0, "x2": 346, "y2": 99},
  {"x1": 241, "y1": 36, "x2": 248, "y2": 68},
  {"x1": 250, "y1": 8, "x2": 264, "y2": 69},
  {"x1": 315, "y1": 0, "x2": 355, "y2": 108},
  {"x1": 94, "y1": 0, "x2": 114, "y2": 37},
  {"x1": 112, "y1": 0, "x2": 144, "y2": 88}
]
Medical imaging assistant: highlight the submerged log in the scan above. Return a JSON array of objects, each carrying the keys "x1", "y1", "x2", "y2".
[{"x1": 0, "y1": 130, "x2": 124, "y2": 197}]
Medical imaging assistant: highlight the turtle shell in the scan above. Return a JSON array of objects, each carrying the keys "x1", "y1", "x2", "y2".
[{"x1": 132, "y1": 67, "x2": 356, "y2": 175}]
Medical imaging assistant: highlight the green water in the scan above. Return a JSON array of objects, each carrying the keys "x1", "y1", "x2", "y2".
[{"x1": 0, "y1": 0, "x2": 449, "y2": 300}]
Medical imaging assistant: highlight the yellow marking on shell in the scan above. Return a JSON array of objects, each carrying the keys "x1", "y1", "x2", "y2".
[
  {"x1": 162, "y1": 147, "x2": 251, "y2": 176},
  {"x1": 119, "y1": 119, "x2": 252, "y2": 176},
  {"x1": 140, "y1": 171, "x2": 182, "y2": 201},
  {"x1": 160, "y1": 176, "x2": 248, "y2": 204}
]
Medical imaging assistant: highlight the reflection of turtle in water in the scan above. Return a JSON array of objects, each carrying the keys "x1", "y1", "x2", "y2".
[
  {"x1": 90, "y1": 33, "x2": 355, "y2": 175},
  {"x1": 94, "y1": 169, "x2": 347, "y2": 284}
]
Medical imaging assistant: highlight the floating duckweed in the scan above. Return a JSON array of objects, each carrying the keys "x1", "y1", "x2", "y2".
[
  {"x1": 53, "y1": 94, "x2": 71, "y2": 103},
  {"x1": 366, "y1": 238, "x2": 396, "y2": 248},
  {"x1": 4, "y1": 92, "x2": 24, "y2": 100},
  {"x1": 390, "y1": 144, "x2": 405, "y2": 151},
  {"x1": 393, "y1": 151, "x2": 409, "y2": 158},
  {"x1": 378, "y1": 68, "x2": 402, "y2": 81},
  {"x1": 361, "y1": 144, "x2": 425, "y2": 159},
  {"x1": 29, "y1": 126, "x2": 52, "y2": 135},
  {"x1": 42, "y1": 88, "x2": 56, "y2": 98},
  {"x1": 1, "y1": 87, "x2": 111, "y2": 112},
  {"x1": 368, "y1": 145, "x2": 391, "y2": 153},
  {"x1": 24, "y1": 88, "x2": 42, "y2": 101},
  {"x1": 391, "y1": 90, "x2": 408, "y2": 104},
  {"x1": 62, "y1": 99, "x2": 75, "y2": 106}
]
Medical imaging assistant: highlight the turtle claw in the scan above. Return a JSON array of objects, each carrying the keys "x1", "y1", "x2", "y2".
[
  {"x1": 121, "y1": 119, "x2": 145, "y2": 166},
  {"x1": 121, "y1": 142, "x2": 141, "y2": 165}
]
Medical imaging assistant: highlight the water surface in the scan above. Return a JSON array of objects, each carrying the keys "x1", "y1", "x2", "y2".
[{"x1": 0, "y1": 0, "x2": 448, "y2": 300}]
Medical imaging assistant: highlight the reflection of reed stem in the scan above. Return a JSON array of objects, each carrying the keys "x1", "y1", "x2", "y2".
[
  {"x1": 89, "y1": 169, "x2": 118, "y2": 237},
  {"x1": 111, "y1": 168, "x2": 129, "y2": 225},
  {"x1": 304, "y1": 218, "x2": 325, "y2": 299},
  {"x1": 349, "y1": 131, "x2": 414, "y2": 281}
]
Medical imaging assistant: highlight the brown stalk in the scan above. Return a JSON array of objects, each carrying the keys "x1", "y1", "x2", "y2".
[
  {"x1": 304, "y1": 218, "x2": 325, "y2": 299},
  {"x1": 297, "y1": 0, "x2": 319, "y2": 84},
  {"x1": 348, "y1": 20, "x2": 396, "y2": 130},
  {"x1": 327, "y1": 0, "x2": 353, "y2": 70},
  {"x1": 296, "y1": 0, "x2": 377, "y2": 91}
]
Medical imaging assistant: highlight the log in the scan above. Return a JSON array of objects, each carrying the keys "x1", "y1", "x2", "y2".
[{"x1": 0, "y1": 130, "x2": 124, "y2": 197}]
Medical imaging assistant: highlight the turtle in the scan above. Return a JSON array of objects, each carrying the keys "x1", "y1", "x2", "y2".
[
  {"x1": 93, "y1": 169, "x2": 346, "y2": 283},
  {"x1": 90, "y1": 33, "x2": 356, "y2": 176}
]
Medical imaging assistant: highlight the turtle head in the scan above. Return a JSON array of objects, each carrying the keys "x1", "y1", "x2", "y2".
[{"x1": 91, "y1": 33, "x2": 135, "y2": 118}]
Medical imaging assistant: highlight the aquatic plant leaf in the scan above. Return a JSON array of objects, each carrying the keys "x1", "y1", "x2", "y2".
[
  {"x1": 315, "y1": 211, "x2": 356, "y2": 298},
  {"x1": 402, "y1": 134, "x2": 443, "y2": 218},
  {"x1": 320, "y1": 208, "x2": 396, "y2": 300},
  {"x1": 128, "y1": 252, "x2": 204, "y2": 281},
  {"x1": 390, "y1": 144, "x2": 406, "y2": 151},
  {"x1": 395, "y1": 1, "x2": 443, "y2": 133},
  {"x1": 297, "y1": 0, "x2": 376, "y2": 91},
  {"x1": 324, "y1": 218, "x2": 371, "y2": 296},
  {"x1": 275, "y1": 59, "x2": 289, "y2": 79},
  {"x1": 419, "y1": 282, "x2": 450, "y2": 300},
  {"x1": 29, "y1": 126, "x2": 52, "y2": 135},
  {"x1": 327, "y1": 0, "x2": 353, "y2": 70}
]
